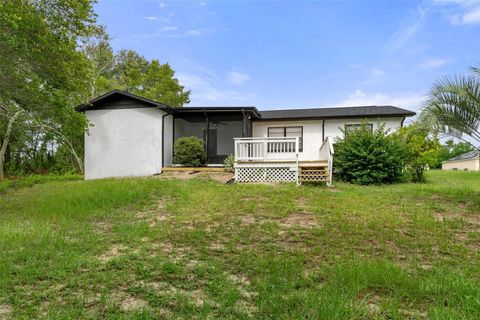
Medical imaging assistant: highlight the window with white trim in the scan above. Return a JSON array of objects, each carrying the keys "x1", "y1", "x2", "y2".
[{"x1": 267, "y1": 126, "x2": 303, "y2": 152}]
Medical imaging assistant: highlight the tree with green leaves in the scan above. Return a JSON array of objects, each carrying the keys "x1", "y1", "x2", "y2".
[
  {"x1": 396, "y1": 124, "x2": 443, "y2": 182},
  {"x1": 112, "y1": 50, "x2": 190, "y2": 107},
  {"x1": 422, "y1": 66, "x2": 480, "y2": 149},
  {"x1": 80, "y1": 26, "x2": 116, "y2": 100},
  {"x1": 0, "y1": 0, "x2": 97, "y2": 179},
  {"x1": 1, "y1": 1, "x2": 190, "y2": 178}
]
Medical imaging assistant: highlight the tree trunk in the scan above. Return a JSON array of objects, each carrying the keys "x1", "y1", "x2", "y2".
[
  {"x1": 0, "y1": 110, "x2": 23, "y2": 180},
  {"x1": 33, "y1": 121, "x2": 85, "y2": 175},
  {"x1": 64, "y1": 137, "x2": 84, "y2": 175}
]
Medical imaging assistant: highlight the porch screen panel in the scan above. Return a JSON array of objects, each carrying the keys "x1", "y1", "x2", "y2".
[
  {"x1": 208, "y1": 114, "x2": 243, "y2": 161},
  {"x1": 174, "y1": 116, "x2": 205, "y2": 141}
]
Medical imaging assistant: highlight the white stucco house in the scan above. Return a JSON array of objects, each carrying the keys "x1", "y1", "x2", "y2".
[{"x1": 76, "y1": 90, "x2": 416, "y2": 184}]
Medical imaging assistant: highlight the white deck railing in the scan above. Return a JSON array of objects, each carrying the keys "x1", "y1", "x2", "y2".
[
  {"x1": 319, "y1": 136, "x2": 335, "y2": 185},
  {"x1": 234, "y1": 137, "x2": 299, "y2": 162}
]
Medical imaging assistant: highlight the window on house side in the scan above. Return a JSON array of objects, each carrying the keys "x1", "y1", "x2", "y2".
[
  {"x1": 344, "y1": 123, "x2": 373, "y2": 135},
  {"x1": 267, "y1": 126, "x2": 303, "y2": 152}
]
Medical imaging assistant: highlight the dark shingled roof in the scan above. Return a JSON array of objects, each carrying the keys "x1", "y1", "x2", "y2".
[
  {"x1": 76, "y1": 90, "x2": 416, "y2": 120},
  {"x1": 257, "y1": 105, "x2": 416, "y2": 120},
  {"x1": 443, "y1": 150, "x2": 480, "y2": 163}
]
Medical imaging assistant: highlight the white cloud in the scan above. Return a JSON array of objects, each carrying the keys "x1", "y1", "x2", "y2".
[
  {"x1": 226, "y1": 71, "x2": 250, "y2": 85},
  {"x1": 371, "y1": 68, "x2": 385, "y2": 77},
  {"x1": 450, "y1": 6, "x2": 480, "y2": 25},
  {"x1": 335, "y1": 89, "x2": 426, "y2": 112},
  {"x1": 145, "y1": 16, "x2": 159, "y2": 21},
  {"x1": 435, "y1": 0, "x2": 480, "y2": 25},
  {"x1": 418, "y1": 58, "x2": 449, "y2": 69},
  {"x1": 159, "y1": 2, "x2": 166, "y2": 9},
  {"x1": 386, "y1": 5, "x2": 429, "y2": 50},
  {"x1": 136, "y1": 27, "x2": 217, "y2": 39},
  {"x1": 180, "y1": 29, "x2": 214, "y2": 38},
  {"x1": 176, "y1": 64, "x2": 255, "y2": 104},
  {"x1": 462, "y1": 6, "x2": 480, "y2": 23},
  {"x1": 178, "y1": 73, "x2": 251, "y2": 103}
]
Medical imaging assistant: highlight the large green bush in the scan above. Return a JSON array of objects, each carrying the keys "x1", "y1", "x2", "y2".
[
  {"x1": 173, "y1": 136, "x2": 206, "y2": 167},
  {"x1": 334, "y1": 124, "x2": 406, "y2": 185}
]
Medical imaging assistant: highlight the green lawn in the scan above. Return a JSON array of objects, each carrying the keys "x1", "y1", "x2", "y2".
[{"x1": 0, "y1": 171, "x2": 479, "y2": 319}]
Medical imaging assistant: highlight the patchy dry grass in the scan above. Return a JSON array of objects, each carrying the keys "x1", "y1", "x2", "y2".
[{"x1": 0, "y1": 170, "x2": 479, "y2": 319}]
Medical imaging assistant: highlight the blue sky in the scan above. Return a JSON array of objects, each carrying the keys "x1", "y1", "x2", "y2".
[{"x1": 95, "y1": 0, "x2": 480, "y2": 116}]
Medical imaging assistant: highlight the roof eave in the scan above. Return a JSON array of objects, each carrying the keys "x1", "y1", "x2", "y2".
[{"x1": 257, "y1": 112, "x2": 416, "y2": 121}]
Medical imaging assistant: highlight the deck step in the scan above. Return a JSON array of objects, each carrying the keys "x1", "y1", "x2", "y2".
[
  {"x1": 299, "y1": 165, "x2": 329, "y2": 182},
  {"x1": 299, "y1": 160, "x2": 328, "y2": 164},
  {"x1": 299, "y1": 177, "x2": 328, "y2": 182},
  {"x1": 300, "y1": 173, "x2": 328, "y2": 178},
  {"x1": 299, "y1": 164, "x2": 328, "y2": 168}
]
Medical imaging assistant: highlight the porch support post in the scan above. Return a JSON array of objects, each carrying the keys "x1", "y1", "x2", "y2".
[
  {"x1": 204, "y1": 109, "x2": 209, "y2": 164},
  {"x1": 295, "y1": 137, "x2": 300, "y2": 186},
  {"x1": 242, "y1": 109, "x2": 249, "y2": 137}
]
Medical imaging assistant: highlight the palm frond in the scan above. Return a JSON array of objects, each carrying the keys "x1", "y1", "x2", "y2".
[{"x1": 422, "y1": 68, "x2": 480, "y2": 147}]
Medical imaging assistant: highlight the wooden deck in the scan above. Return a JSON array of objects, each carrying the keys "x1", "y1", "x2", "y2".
[{"x1": 233, "y1": 137, "x2": 334, "y2": 185}]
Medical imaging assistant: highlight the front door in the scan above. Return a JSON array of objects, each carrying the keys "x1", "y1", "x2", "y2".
[{"x1": 205, "y1": 129, "x2": 222, "y2": 163}]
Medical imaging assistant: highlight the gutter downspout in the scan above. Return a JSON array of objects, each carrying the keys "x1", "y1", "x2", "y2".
[
  {"x1": 204, "y1": 109, "x2": 208, "y2": 164},
  {"x1": 400, "y1": 117, "x2": 406, "y2": 127},
  {"x1": 322, "y1": 119, "x2": 325, "y2": 142},
  {"x1": 161, "y1": 113, "x2": 170, "y2": 172}
]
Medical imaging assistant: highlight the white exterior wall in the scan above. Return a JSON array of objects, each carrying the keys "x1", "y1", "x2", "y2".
[
  {"x1": 442, "y1": 158, "x2": 480, "y2": 171},
  {"x1": 323, "y1": 117, "x2": 403, "y2": 139},
  {"x1": 252, "y1": 117, "x2": 404, "y2": 161},
  {"x1": 85, "y1": 108, "x2": 165, "y2": 179},
  {"x1": 253, "y1": 119, "x2": 323, "y2": 161},
  {"x1": 163, "y1": 114, "x2": 174, "y2": 166}
]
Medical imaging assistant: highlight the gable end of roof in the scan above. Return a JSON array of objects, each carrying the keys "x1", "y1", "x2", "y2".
[{"x1": 75, "y1": 90, "x2": 174, "y2": 112}]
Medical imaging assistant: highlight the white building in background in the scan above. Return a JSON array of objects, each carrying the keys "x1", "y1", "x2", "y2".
[{"x1": 442, "y1": 151, "x2": 480, "y2": 171}]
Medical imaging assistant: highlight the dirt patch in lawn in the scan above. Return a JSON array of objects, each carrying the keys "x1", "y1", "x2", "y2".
[
  {"x1": 0, "y1": 304, "x2": 12, "y2": 317},
  {"x1": 120, "y1": 296, "x2": 148, "y2": 311},
  {"x1": 109, "y1": 287, "x2": 150, "y2": 311},
  {"x1": 209, "y1": 242, "x2": 226, "y2": 252},
  {"x1": 136, "y1": 199, "x2": 171, "y2": 226},
  {"x1": 93, "y1": 219, "x2": 114, "y2": 234},
  {"x1": 434, "y1": 211, "x2": 480, "y2": 225},
  {"x1": 142, "y1": 281, "x2": 210, "y2": 308},
  {"x1": 434, "y1": 211, "x2": 480, "y2": 249},
  {"x1": 157, "y1": 171, "x2": 234, "y2": 183},
  {"x1": 98, "y1": 244, "x2": 128, "y2": 262},
  {"x1": 277, "y1": 213, "x2": 320, "y2": 228},
  {"x1": 295, "y1": 197, "x2": 309, "y2": 210},
  {"x1": 239, "y1": 215, "x2": 256, "y2": 226},
  {"x1": 227, "y1": 274, "x2": 258, "y2": 299},
  {"x1": 235, "y1": 300, "x2": 258, "y2": 317}
]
